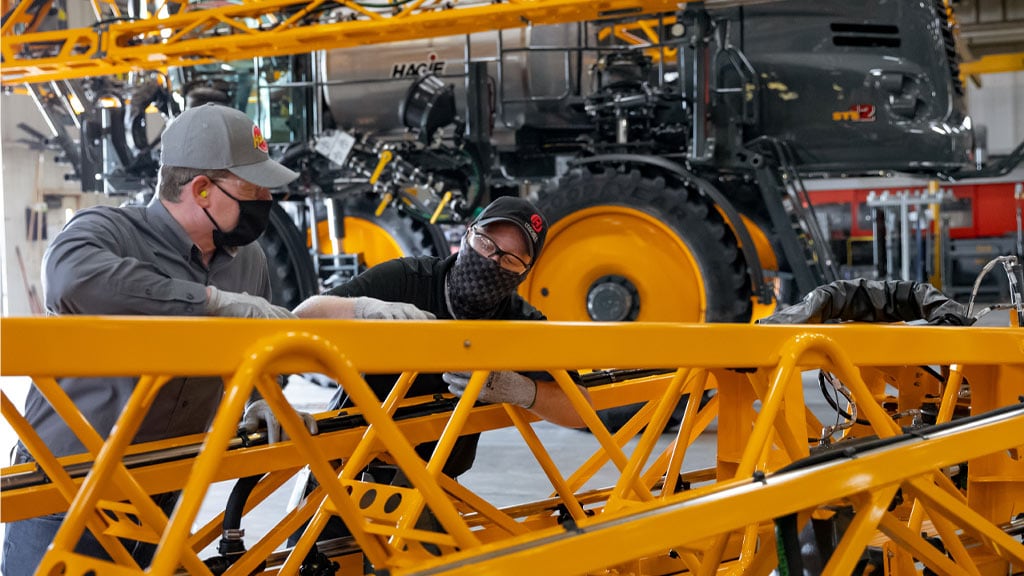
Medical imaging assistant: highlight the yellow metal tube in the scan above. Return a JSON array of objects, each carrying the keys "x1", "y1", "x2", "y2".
[
  {"x1": 431, "y1": 191, "x2": 452, "y2": 224},
  {"x1": 877, "y1": 513, "x2": 963, "y2": 575},
  {"x1": 822, "y1": 487, "x2": 899, "y2": 576},
  {"x1": 608, "y1": 369, "x2": 691, "y2": 510},
  {"x1": 370, "y1": 150, "x2": 393, "y2": 186},
  {"x1": 342, "y1": 371, "x2": 420, "y2": 478},
  {"x1": 2, "y1": 0, "x2": 686, "y2": 85},
  {"x1": 404, "y1": 406, "x2": 1024, "y2": 576},
  {"x1": 435, "y1": 473, "x2": 528, "y2": 537},
  {"x1": 0, "y1": 392, "x2": 138, "y2": 566},
  {"x1": 43, "y1": 374, "x2": 211, "y2": 575},
  {"x1": 936, "y1": 365, "x2": 965, "y2": 424},
  {"x1": 389, "y1": 370, "x2": 489, "y2": 548},
  {"x1": 906, "y1": 476, "x2": 1024, "y2": 568},
  {"x1": 279, "y1": 486, "x2": 338, "y2": 575},
  {"x1": 287, "y1": 371, "x2": 419, "y2": 568},
  {"x1": 553, "y1": 369, "x2": 655, "y2": 502},
  {"x1": 567, "y1": 398, "x2": 656, "y2": 493},
  {"x1": 928, "y1": 509, "x2": 983, "y2": 576},
  {"x1": 661, "y1": 371, "x2": 708, "y2": 499},
  {"x1": 505, "y1": 405, "x2": 587, "y2": 522}
]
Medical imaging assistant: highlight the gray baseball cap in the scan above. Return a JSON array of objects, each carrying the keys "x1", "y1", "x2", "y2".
[{"x1": 160, "y1": 103, "x2": 298, "y2": 188}]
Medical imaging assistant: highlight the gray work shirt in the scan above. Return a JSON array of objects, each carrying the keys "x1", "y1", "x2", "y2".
[{"x1": 21, "y1": 196, "x2": 272, "y2": 460}]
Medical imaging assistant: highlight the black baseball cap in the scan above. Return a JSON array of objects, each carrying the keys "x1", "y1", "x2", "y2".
[{"x1": 473, "y1": 196, "x2": 548, "y2": 260}]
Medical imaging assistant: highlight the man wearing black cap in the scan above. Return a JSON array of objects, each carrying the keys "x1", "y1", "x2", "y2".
[
  {"x1": 3, "y1": 104, "x2": 315, "y2": 574},
  {"x1": 291, "y1": 196, "x2": 588, "y2": 552},
  {"x1": 294, "y1": 196, "x2": 589, "y2": 473}
]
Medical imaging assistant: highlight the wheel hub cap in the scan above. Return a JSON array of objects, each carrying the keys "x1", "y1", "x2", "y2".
[{"x1": 586, "y1": 275, "x2": 640, "y2": 321}]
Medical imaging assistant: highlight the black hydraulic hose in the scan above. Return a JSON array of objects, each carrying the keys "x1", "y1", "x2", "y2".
[
  {"x1": 223, "y1": 474, "x2": 263, "y2": 532},
  {"x1": 128, "y1": 82, "x2": 167, "y2": 152},
  {"x1": 204, "y1": 474, "x2": 266, "y2": 574},
  {"x1": 818, "y1": 371, "x2": 868, "y2": 426},
  {"x1": 16, "y1": 122, "x2": 48, "y2": 144},
  {"x1": 579, "y1": 368, "x2": 676, "y2": 387},
  {"x1": 818, "y1": 367, "x2": 954, "y2": 429},
  {"x1": 105, "y1": 105, "x2": 136, "y2": 168},
  {"x1": 280, "y1": 140, "x2": 315, "y2": 167},
  {"x1": 774, "y1": 513, "x2": 802, "y2": 576}
]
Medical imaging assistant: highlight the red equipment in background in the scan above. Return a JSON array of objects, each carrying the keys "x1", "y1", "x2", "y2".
[{"x1": 805, "y1": 171, "x2": 1024, "y2": 300}]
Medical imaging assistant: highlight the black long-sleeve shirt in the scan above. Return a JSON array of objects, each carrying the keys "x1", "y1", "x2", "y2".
[{"x1": 323, "y1": 255, "x2": 544, "y2": 477}]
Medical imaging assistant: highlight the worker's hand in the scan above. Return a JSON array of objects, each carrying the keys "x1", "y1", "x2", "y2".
[
  {"x1": 353, "y1": 296, "x2": 436, "y2": 320},
  {"x1": 241, "y1": 399, "x2": 318, "y2": 444},
  {"x1": 206, "y1": 286, "x2": 296, "y2": 319},
  {"x1": 442, "y1": 371, "x2": 537, "y2": 409}
]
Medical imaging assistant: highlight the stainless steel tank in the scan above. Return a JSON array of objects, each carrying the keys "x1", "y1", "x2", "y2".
[{"x1": 320, "y1": 23, "x2": 595, "y2": 138}]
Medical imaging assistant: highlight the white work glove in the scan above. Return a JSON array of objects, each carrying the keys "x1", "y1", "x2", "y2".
[
  {"x1": 442, "y1": 371, "x2": 537, "y2": 409},
  {"x1": 353, "y1": 296, "x2": 436, "y2": 320},
  {"x1": 206, "y1": 286, "x2": 296, "y2": 319},
  {"x1": 241, "y1": 399, "x2": 318, "y2": 444}
]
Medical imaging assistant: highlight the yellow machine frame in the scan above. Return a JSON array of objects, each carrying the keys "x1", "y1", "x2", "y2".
[
  {"x1": 2, "y1": 316, "x2": 1023, "y2": 575},
  {"x1": 1, "y1": 0, "x2": 685, "y2": 85},
  {"x1": 6, "y1": 0, "x2": 1018, "y2": 88}
]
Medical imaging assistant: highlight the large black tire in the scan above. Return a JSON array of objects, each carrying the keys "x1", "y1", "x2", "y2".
[
  {"x1": 259, "y1": 203, "x2": 319, "y2": 309},
  {"x1": 526, "y1": 168, "x2": 752, "y2": 323},
  {"x1": 528, "y1": 168, "x2": 751, "y2": 433}
]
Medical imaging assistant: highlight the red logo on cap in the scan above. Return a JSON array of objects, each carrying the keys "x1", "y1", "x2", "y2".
[
  {"x1": 252, "y1": 125, "x2": 268, "y2": 153},
  {"x1": 530, "y1": 213, "x2": 543, "y2": 233}
]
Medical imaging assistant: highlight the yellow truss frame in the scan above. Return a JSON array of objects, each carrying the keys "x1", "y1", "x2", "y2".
[
  {"x1": 596, "y1": 15, "x2": 679, "y2": 62},
  {"x1": 1, "y1": 0, "x2": 684, "y2": 86},
  {"x1": 2, "y1": 316, "x2": 1023, "y2": 575},
  {"x1": 961, "y1": 51, "x2": 1024, "y2": 76}
]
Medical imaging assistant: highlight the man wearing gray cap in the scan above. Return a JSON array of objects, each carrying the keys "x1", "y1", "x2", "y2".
[{"x1": 2, "y1": 104, "x2": 313, "y2": 573}]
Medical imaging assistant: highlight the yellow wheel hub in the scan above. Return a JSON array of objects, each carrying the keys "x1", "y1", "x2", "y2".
[
  {"x1": 522, "y1": 205, "x2": 707, "y2": 322},
  {"x1": 309, "y1": 217, "x2": 405, "y2": 268}
]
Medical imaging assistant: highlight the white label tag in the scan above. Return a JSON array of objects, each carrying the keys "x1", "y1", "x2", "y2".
[{"x1": 314, "y1": 130, "x2": 356, "y2": 167}]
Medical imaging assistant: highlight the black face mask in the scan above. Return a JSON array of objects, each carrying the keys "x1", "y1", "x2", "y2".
[
  {"x1": 446, "y1": 236, "x2": 524, "y2": 319},
  {"x1": 203, "y1": 182, "x2": 273, "y2": 248}
]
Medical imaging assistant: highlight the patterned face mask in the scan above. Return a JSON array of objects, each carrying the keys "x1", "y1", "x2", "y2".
[{"x1": 446, "y1": 236, "x2": 524, "y2": 319}]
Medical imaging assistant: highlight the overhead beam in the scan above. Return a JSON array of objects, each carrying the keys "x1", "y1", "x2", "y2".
[
  {"x1": 1, "y1": 0, "x2": 685, "y2": 85},
  {"x1": 960, "y1": 51, "x2": 1024, "y2": 76}
]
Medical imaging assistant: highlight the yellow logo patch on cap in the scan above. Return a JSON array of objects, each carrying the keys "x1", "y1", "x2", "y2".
[{"x1": 252, "y1": 125, "x2": 269, "y2": 153}]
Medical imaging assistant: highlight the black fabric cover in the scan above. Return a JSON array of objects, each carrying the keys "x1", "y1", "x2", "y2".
[{"x1": 758, "y1": 279, "x2": 973, "y2": 326}]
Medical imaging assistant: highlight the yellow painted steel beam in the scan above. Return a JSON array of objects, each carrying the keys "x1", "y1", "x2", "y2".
[
  {"x1": 0, "y1": 373, "x2": 679, "y2": 521},
  {"x1": 0, "y1": 399, "x2": 513, "y2": 522},
  {"x1": 0, "y1": 0, "x2": 54, "y2": 36},
  {"x1": 3, "y1": 316, "x2": 1023, "y2": 375},
  {"x1": 403, "y1": 406, "x2": 1024, "y2": 576},
  {"x1": 0, "y1": 0, "x2": 684, "y2": 86},
  {"x1": 961, "y1": 52, "x2": 1024, "y2": 76},
  {"x1": 3, "y1": 317, "x2": 1023, "y2": 574}
]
